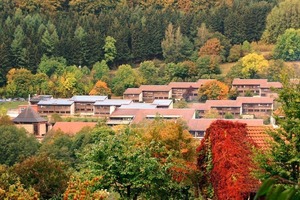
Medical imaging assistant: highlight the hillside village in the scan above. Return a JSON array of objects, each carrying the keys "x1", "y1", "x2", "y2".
[{"x1": 13, "y1": 78, "x2": 282, "y2": 140}]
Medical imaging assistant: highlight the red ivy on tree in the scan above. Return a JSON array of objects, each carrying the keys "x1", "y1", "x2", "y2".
[{"x1": 197, "y1": 120, "x2": 259, "y2": 200}]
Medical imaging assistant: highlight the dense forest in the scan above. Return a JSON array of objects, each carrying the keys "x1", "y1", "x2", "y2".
[
  {"x1": 1, "y1": 0, "x2": 300, "y2": 199},
  {"x1": 2, "y1": 0, "x2": 297, "y2": 97}
]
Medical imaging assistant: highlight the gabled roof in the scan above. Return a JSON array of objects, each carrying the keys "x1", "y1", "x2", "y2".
[
  {"x1": 52, "y1": 122, "x2": 97, "y2": 135},
  {"x1": 139, "y1": 85, "x2": 171, "y2": 92},
  {"x1": 232, "y1": 78, "x2": 267, "y2": 85},
  {"x1": 188, "y1": 119, "x2": 264, "y2": 131},
  {"x1": 38, "y1": 99, "x2": 74, "y2": 106},
  {"x1": 246, "y1": 126, "x2": 273, "y2": 150},
  {"x1": 109, "y1": 108, "x2": 140, "y2": 117},
  {"x1": 13, "y1": 106, "x2": 47, "y2": 123},
  {"x1": 189, "y1": 103, "x2": 210, "y2": 111},
  {"x1": 132, "y1": 108, "x2": 195, "y2": 124},
  {"x1": 123, "y1": 88, "x2": 142, "y2": 95},
  {"x1": 261, "y1": 82, "x2": 283, "y2": 89},
  {"x1": 206, "y1": 100, "x2": 242, "y2": 107},
  {"x1": 70, "y1": 95, "x2": 107, "y2": 102},
  {"x1": 168, "y1": 82, "x2": 200, "y2": 88},
  {"x1": 236, "y1": 97, "x2": 274, "y2": 104}
]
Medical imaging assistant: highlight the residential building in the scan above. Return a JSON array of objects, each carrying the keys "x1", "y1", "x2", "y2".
[
  {"x1": 123, "y1": 88, "x2": 142, "y2": 102},
  {"x1": 237, "y1": 97, "x2": 274, "y2": 118},
  {"x1": 206, "y1": 100, "x2": 242, "y2": 118},
  {"x1": 232, "y1": 78, "x2": 282, "y2": 97},
  {"x1": 70, "y1": 95, "x2": 107, "y2": 115},
  {"x1": 139, "y1": 85, "x2": 172, "y2": 103},
  {"x1": 191, "y1": 97, "x2": 274, "y2": 119},
  {"x1": 93, "y1": 99, "x2": 132, "y2": 117},
  {"x1": 37, "y1": 99, "x2": 75, "y2": 115},
  {"x1": 169, "y1": 79, "x2": 213, "y2": 100}
]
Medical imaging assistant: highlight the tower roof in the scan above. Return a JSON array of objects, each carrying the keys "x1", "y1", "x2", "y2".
[{"x1": 13, "y1": 106, "x2": 47, "y2": 123}]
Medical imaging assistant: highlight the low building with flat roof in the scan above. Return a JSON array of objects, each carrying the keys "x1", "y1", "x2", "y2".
[
  {"x1": 37, "y1": 99, "x2": 75, "y2": 115},
  {"x1": 93, "y1": 99, "x2": 133, "y2": 116},
  {"x1": 70, "y1": 95, "x2": 108, "y2": 114}
]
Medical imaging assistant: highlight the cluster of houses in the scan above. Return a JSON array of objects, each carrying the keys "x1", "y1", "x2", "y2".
[{"x1": 13, "y1": 78, "x2": 282, "y2": 140}]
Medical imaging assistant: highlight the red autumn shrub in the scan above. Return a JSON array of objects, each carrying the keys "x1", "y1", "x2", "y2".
[{"x1": 197, "y1": 120, "x2": 259, "y2": 200}]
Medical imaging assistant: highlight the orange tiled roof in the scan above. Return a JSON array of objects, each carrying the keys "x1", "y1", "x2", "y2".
[
  {"x1": 52, "y1": 122, "x2": 97, "y2": 135},
  {"x1": 246, "y1": 126, "x2": 273, "y2": 150}
]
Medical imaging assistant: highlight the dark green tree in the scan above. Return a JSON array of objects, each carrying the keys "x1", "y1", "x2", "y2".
[
  {"x1": 262, "y1": 0, "x2": 300, "y2": 43},
  {"x1": 256, "y1": 76, "x2": 300, "y2": 184},
  {"x1": 273, "y1": 28, "x2": 300, "y2": 61},
  {"x1": 0, "y1": 125, "x2": 40, "y2": 166}
]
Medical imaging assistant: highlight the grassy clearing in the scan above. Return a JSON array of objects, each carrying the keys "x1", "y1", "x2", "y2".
[
  {"x1": 220, "y1": 62, "x2": 236, "y2": 75},
  {"x1": 0, "y1": 101, "x2": 27, "y2": 110},
  {"x1": 285, "y1": 61, "x2": 300, "y2": 76}
]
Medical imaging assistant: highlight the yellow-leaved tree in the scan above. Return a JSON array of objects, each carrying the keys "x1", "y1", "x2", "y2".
[{"x1": 240, "y1": 53, "x2": 269, "y2": 78}]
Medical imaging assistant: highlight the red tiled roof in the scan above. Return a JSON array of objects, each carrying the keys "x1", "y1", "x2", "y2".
[
  {"x1": 261, "y1": 82, "x2": 283, "y2": 88},
  {"x1": 168, "y1": 82, "x2": 200, "y2": 88},
  {"x1": 232, "y1": 78, "x2": 267, "y2": 85},
  {"x1": 236, "y1": 97, "x2": 274, "y2": 104},
  {"x1": 189, "y1": 103, "x2": 210, "y2": 110},
  {"x1": 132, "y1": 108, "x2": 195, "y2": 124},
  {"x1": 139, "y1": 85, "x2": 171, "y2": 92},
  {"x1": 246, "y1": 126, "x2": 273, "y2": 150},
  {"x1": 123, "y1": 88, "x2": 142, "y2": 94},
  {"x1": 52, "y1": 122, "x2": 97, "y2": 135},
  {"x1": 206, "y1": 100, "x2": 242, "y2": 107},
  {"x1": 188, "y1": 119, "x2": 264, "y2": 131},
  {"x1": 110, "y1": 108, "x2": 141, "y2": 117}
]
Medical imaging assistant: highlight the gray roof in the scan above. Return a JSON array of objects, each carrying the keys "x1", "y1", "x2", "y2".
[
  {"x1": 30, "y1": 95, "x2": 53, "y2": 103},
  {"x1": 152, "y1": 99, "x2": 173, "y2": 106},
  {"x1": 13, "y1": 106, "x2": 47, "y2": 123},
  {"x1": 70, "y1": 95, "x2": 108, "y2": 102},
  {"x1": 38, "y1": 99, "x2": 74, "y2": 105},
  {"x1": 94, "y1": 99, "x2": 132, "y2": 106},
  {"x1": 120, "y1": 103, "x2": 157, "y2": 109}
]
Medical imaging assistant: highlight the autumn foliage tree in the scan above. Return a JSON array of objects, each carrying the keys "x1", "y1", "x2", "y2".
[
  {"x1": 197, "y1": 120, "x2": 259, "y2": 199},
  {"x1": 198, "y1": 80, "x2": 229, "y2": 102},
  {"x1": 89, "y1": 80, "x2": 111, "y2": 96},
  {"x1": 136, "y1": 119, "x2": 200, "y2": 196},
  {"x1": 199, "y1": 38, "x2": 223, "y2": 57}
]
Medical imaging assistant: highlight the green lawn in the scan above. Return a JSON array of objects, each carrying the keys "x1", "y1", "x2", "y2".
[{"x1": 0, "y1": 101, "x2": 28, "y2": 110}]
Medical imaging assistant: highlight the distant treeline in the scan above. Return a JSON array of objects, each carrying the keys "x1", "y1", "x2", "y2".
[{"x1": 0, "y1": 0, "x2": 277, "y2": 86}]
